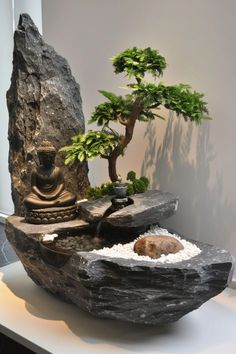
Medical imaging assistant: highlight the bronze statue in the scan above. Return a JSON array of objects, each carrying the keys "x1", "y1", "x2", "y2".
[{"x1": 24, "y1": 140, "x2": 77, "y2": 224}]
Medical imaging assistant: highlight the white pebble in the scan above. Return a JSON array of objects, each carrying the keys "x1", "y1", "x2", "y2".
[
  {"x1": 91, "y1": 226, "x2": 201, "y2": 263},
  {"x1": 42, "y1": 233, "x2": 58, "y2": 243}
]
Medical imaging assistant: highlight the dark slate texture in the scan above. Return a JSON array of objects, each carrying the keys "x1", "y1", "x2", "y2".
[
  {"x1": 5, "y1": 215, "x2": 234, "y2": 325},
  {"x1": 7, "y1": 14, "x2": 89, "y2": 216},
  {"x1": 79, "y1": 190, "x2": 178, "y2": 229}
]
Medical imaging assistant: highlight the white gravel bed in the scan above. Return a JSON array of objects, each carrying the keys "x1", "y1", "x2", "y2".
[{"x1": 91, "y1": 226, "x2": 201, "y2": 263}]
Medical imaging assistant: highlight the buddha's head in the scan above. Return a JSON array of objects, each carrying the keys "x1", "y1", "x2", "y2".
[{"x1": 37, "y1": 140, "x2": 56, "y2": 168}]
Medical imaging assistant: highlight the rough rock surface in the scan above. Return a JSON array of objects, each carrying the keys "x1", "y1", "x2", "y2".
[
  {"x1": 5, "y1": 215, "x2": 234, "y2": 325},
  {"x1": 7, "y1": 14, "x2": 89, "y2": 216},
  {"x1": 79, "y1": 190, "x2": 178, "y2": 231},
  {"x1": 133, "y1": 235, "x2": 184, "y2": 259}
]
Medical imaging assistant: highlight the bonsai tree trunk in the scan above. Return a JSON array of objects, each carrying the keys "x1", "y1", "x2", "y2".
[
  {"x1": 108, "y1": 153, "x2": 119, "y2": 182},
  {"x1": 107, "y1": 99, "x2": 143, "y2": 182}
]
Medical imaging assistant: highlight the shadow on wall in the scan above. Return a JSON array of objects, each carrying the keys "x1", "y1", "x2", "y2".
[{"x1": 141, "y1": 115, "x2": 234, "y2": 252}]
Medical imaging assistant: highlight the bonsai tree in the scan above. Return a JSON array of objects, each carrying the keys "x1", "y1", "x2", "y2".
[{"x1": 61, "y1": 47, "x2": 209, "y2": 184}]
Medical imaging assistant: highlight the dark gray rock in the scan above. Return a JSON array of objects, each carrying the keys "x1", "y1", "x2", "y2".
[
  {"x1": 78, "y1": 195, "x2": 113, "y2": 223},
  {"x1": 7, "y1": 14, "x2": 89, "y2": 216},
  {"x1": 5, "y1": 215, "x2": 234, "y2": 325},
  {"x1": 79, "y1": 190, "x2": 178, "y2": 229}
]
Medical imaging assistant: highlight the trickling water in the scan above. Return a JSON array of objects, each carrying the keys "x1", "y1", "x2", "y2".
[
  {"x1": 96, "y1": 219, "x2": 103, "y2": 237},
  {"x1": 95, "y1": 206, "x2": 115, "y2": 236}
]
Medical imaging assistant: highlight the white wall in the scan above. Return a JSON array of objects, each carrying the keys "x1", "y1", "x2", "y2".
[
  {"x1": 0, "y1": 0, "x2": 42, "y2": 217},
  {"x1": 0, "y1": 0, "x2": 14, "y2": 215},
  {"x1": 13, "y1": 0, "x2": 42, "y2": 33},
  {"x1": 42, "y1": 0, "x2": 236, "y2": 266}
]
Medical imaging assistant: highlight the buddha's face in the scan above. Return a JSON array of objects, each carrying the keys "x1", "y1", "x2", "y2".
[{"x1": 38, "y1": 151, "x2": 56, "y2": 168}]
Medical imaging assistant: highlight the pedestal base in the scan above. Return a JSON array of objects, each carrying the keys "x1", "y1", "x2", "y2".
[{"x1": 25, "y1": 205, "x2": 77, "y2": 224}]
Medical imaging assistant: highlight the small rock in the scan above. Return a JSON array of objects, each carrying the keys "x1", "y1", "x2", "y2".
[{"x1": 134, "y1": 235, "x2": 184, "y2": 259}]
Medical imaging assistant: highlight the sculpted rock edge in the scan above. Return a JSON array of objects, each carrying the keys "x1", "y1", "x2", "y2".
[{"x1": 5, "y1": 215, "x2": 234, "y2": 325}]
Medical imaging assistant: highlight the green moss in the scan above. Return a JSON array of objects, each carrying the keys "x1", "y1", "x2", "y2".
[
  {"x1": 127, "y1": 170, "x2": 136, "y2": 182},
  {"x1": 86, "y1": 173, "x2": 149, "y2": 200},
  {"x1": 87, "y1": 186, "x2": 103, "y2": 200},
  {"x1": 101, "y1": 182, "x2": 115, "y2": 195},
  {"x1": 133, "y1": 179, "x2": 146, "y2": 193},
  {"x1": 125, "y1": 182, "x2": 135, "y2": 196},
  {"x1": 140, "y1": 176, "x2": 149, "y2": 188}
]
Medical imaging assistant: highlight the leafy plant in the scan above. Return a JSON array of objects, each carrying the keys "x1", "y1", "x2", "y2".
[
  {"x1": 86, "y1": 171, "x2": 149, "y2": 200},
  {"x1": 127, "y1": 170, "x2": 136, "y2": 182},
  {"x1": 60, "y1": 130, "x2": 119, "y2": 164},
  {"x1": 61, "y1": 47, "x2": 210, "y2": 182},
  {"x1": 112, "y1": 47, "x2": 166, "y2": 80},
  {"x1": 139, "y1": 176, "x2": 149, "y2": 189}
]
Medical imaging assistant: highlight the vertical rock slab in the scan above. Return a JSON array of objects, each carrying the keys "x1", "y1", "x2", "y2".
[{"x1": 7, "y1": 13, "x2": 89, "y2": 216}]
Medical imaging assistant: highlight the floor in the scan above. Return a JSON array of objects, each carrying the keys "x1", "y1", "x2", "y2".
[
  {"x1": 0, "y1": 223, "x2": 18, "y2": 267},
  {"x1": 0, "y1": 332, "x2": 35, "y2": 354},
  {"x1": 0, "y1": 223, "x2": 33, "y2": 353},
  {"x1": 1, "y1": 261, "x2": 236, "y2": 354}
]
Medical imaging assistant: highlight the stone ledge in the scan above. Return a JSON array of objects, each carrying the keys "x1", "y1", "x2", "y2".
[
  {"x1": 6, "y1": 215, "x2": 89, "y2": 238},
  {"x1": 5, "y1": 216, "x2": 234, "y2": 325},
  {"x1": 79, "y1": 190, "x2": 178, "y2": 229}
]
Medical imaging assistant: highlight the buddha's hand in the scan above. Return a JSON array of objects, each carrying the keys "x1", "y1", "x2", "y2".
[{"x1": 44, "y1": 195, "x2": 52, "y2": 200}]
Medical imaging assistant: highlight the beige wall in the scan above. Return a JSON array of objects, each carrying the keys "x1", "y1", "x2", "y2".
[
  {"x1": 42, "y1": 0, "x2": 236, "y2": 271},
  {"x1": 0, "y1": 0, "x2": 14, "y2": 215}
]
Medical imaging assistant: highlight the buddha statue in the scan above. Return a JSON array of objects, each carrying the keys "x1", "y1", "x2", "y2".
[{"x1": 24, "y1": 140, "x2": 77, "y2": 224}]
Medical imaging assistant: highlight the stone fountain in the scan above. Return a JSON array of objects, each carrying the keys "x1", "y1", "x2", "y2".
[{"x1": 5, "y1": 14, "x2": 234, "y2": 326}]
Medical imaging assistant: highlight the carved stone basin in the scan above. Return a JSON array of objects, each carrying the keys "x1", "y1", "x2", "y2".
[{"x1": 5, "y1": 215, "x2": 234, "y2": 325}]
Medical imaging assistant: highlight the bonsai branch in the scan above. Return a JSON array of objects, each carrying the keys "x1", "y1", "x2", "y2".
[
  {"x1": 116, "y1": 113, "x2": 128, "y2": 126},
  {"x1": 62, "y1": 47, "x2": 209, "y2": 184}
]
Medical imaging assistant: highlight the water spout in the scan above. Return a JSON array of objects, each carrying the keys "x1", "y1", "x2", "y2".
[{"x1": 96, "y1": 178, "x2": 133, "y2": 236}]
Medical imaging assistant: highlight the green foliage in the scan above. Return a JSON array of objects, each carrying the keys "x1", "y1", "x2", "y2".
[
  {"x1": 130, "y1": 82, "x2": 163, "y2": 107},
  {"x1": 61, "y1": 46, "x2": 210, "y2": 183},
  {"x1": 131, "y1": 82, "x2": 209, "y2": 123},
  {"x1": 87, "y1": 182, "x2": 115, "y2": 200},
  {"x1": 161, "y1": 83, "x2": 209, "y2": 123},
  {"x1": 89, "y1": 56, "x2": 209, "y2": 128},
  {"x1": 101, "y1": 182, "x2": 115, "y2": 195},
  {"x1": 89, "y1": 91, "x2": 134, "y2": 126},
  {"x1": 60, "y1": 130, "x2": 119, "y2": 163},
  {"x1": 88, "y1": 101, "x2": 117, "y2": 126},
  {"x1": 86, "y1": 172, "x2": 149, "y2": 200},
  {"x1": 126, "y1": 172, "x2": 149, "y2": 194},
  {"x1": 126, "y1": 170, "x2": 136, "y2": 181},
  {"x1": 87, "y1": 186, "x2": 103, "y2": 200},
  {"x1": 112, "y1": 47, "x2": 167, "y2": 80}
]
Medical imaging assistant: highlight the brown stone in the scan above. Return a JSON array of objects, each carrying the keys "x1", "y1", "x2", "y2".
[{"x1": 133, "y1": 235, "x2": 184, "y2": 259}]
